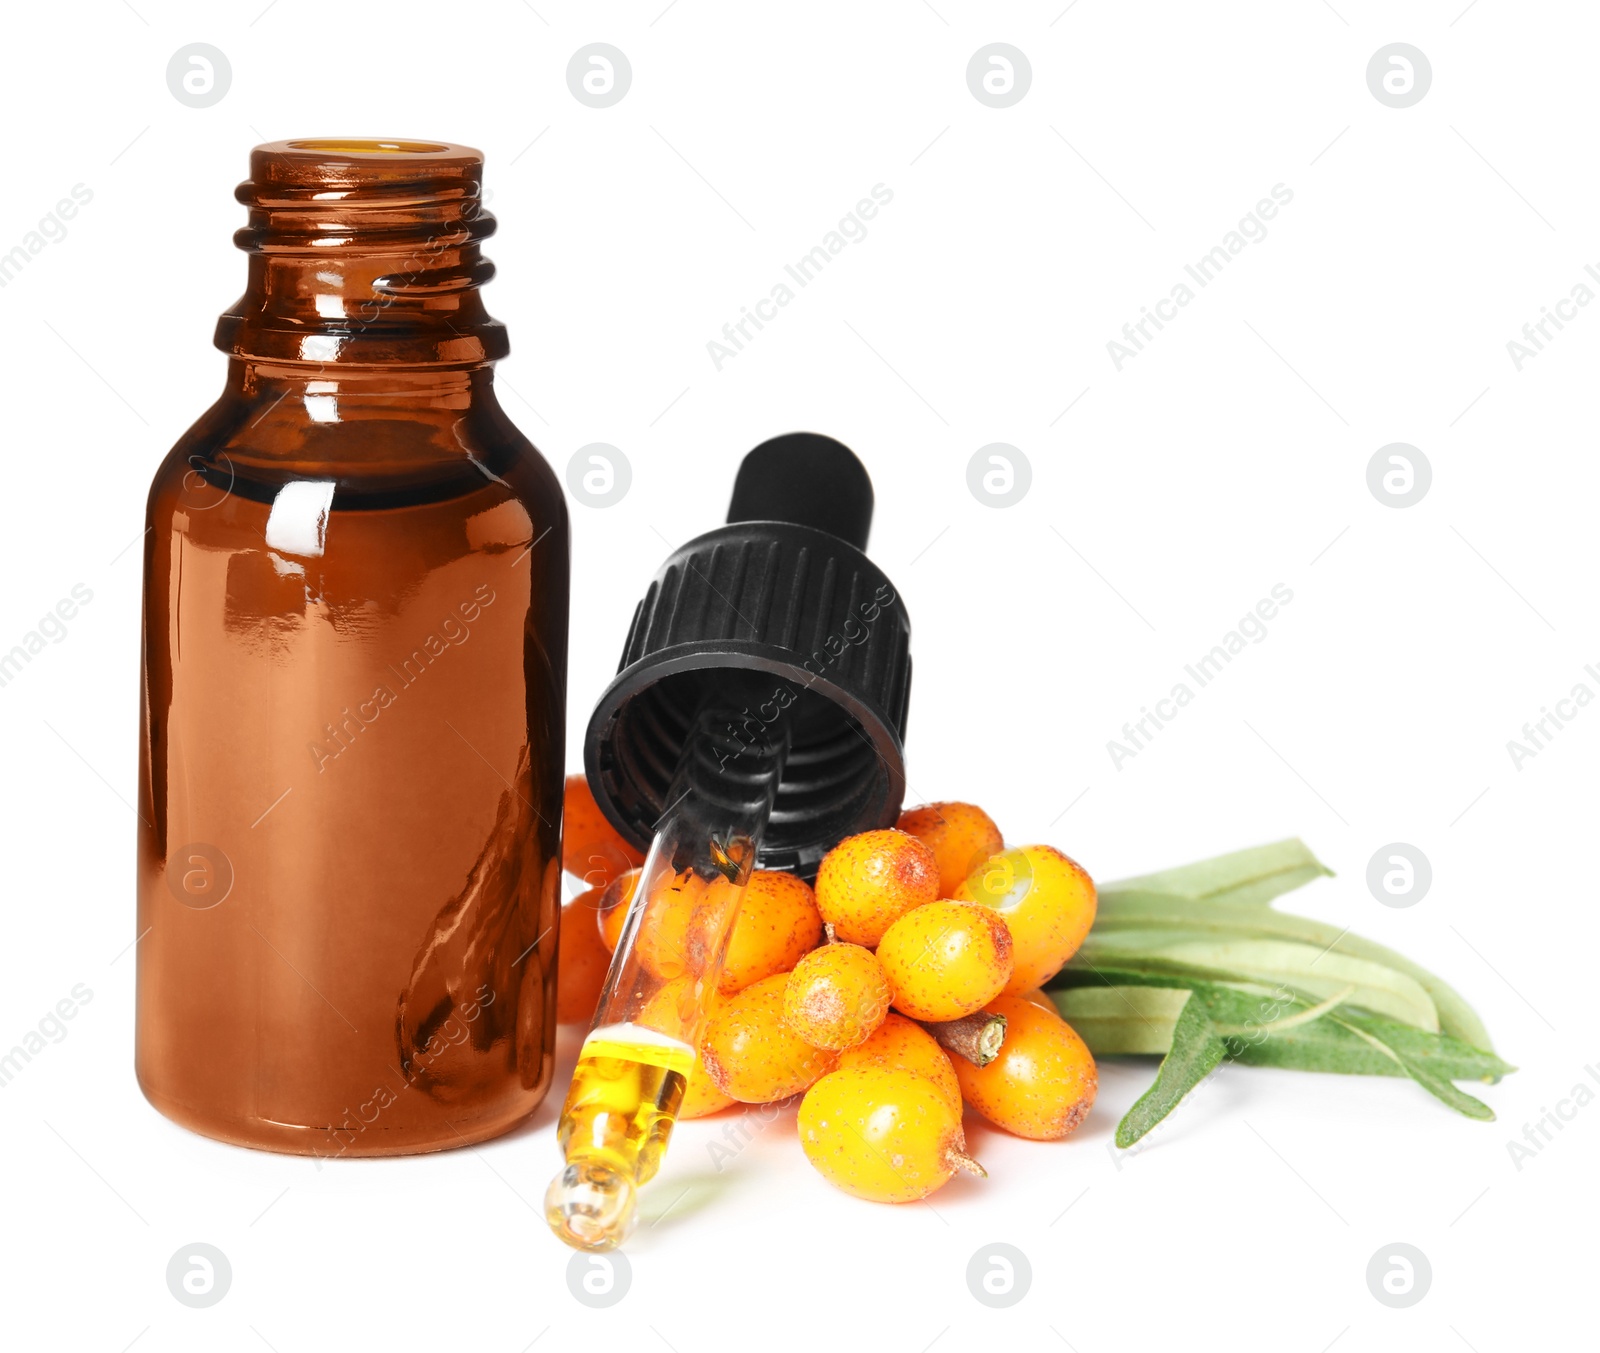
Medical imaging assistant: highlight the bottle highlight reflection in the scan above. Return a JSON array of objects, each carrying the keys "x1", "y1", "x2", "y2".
[{"x1": 135, "y1": 140, "x2": 569, "y2": 1156}]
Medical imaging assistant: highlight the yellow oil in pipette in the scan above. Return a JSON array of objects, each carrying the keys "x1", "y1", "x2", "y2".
[
  {"x1": 546, "y1": 699, "x2": 786, "y2": 1252},
  {"x1": 558, "y1": 1024, "x2": 693, "y2": 1187},
  {"x1": 544, "y1": 863, "x2": 749, "y2": 1251}
]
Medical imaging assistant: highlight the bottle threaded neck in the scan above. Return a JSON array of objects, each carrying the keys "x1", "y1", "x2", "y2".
[{"x1": 216, "y1": 139, "x2": 508, "y2": 366}]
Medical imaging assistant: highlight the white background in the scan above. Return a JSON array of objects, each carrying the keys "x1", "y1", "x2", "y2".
[{"x1": 1, "y1": 1, "x2": 1594, "y2": 1349}]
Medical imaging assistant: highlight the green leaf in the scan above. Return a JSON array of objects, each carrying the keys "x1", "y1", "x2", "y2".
[
  {"x1": 1100, "y1": 838, "x2": 1332, "y2": 908},
  {"x1": 1229, "y1": 1011, "x2": 1512, "y2": 1081},
  {"x1": 1076, "y1": 933, "x2": 1441, "y2": 1031},
  {"x1": 1048, "y1": 985, "x2": 1187, "y2": 1054},
  {"x1": 1114, "y1": 989, "x2": 1229, "y2": 1147},
  {"x1": 1075, "y1": 904, "x2": 1491, "y2": 1050},
  {"x1": 1052, "y1": 965, "x2": 1514, "y2": 1128},
  {"x1": 1327, "y1": 1010, "x2": 1509, "y2": 1120}
]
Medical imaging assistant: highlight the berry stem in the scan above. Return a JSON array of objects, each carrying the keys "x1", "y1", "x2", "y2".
[{"x1": 925, "y1": 1011, "x2": 1008, "y2": 1066}]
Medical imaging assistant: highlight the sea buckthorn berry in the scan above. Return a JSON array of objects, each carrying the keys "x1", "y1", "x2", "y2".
[
  {"x1": 836, "y1": 1012, "x2": 961, "y2": 1112},
  {"x1": 896, "y1": 801, "x2": 1005, "y2": 899},
  {"x1": 596, "y1": 868, "x2": 640, "y2": 952},
  {"x1": 815, "y1": 828, "x2": 940, "y2": 948},
  {"x1": 798, "y1": 1066, "x2": 984, "y2": 1203},
  {"x1": 955, "y1": 845, "x2": 1097, "y2": 992},
  {"x1": 561, "y1": 773, "x2": 644, "y2": 888},
  {"x1": 700, "y1": 973, "x2": 839, "y2": 1103},
  {"x1": 782, "y1": 943, "x2": 891, "y2": 1051},
  {"x1": 709, "y1": 870, "x2": 824, "y2": 995},
  {"x1": 637, "y1": 977, "x2": 733, "y2": 1119},
  {"x1": 635, "y1": 869, "x2": 709, "y2": 981},
  {"x1": 953, "y1": 993, "x2": 1097, "y2": 1140},
  {"x1": 875, "y1": 901, "x2": 1013, "y2": 1022},
  {"x1": 1016, "y1": 987, "x2": 1058, "y2": 1015},
  {"x1": 556, "y1": 887, "x2": 613, "y2": 1025},
  {"x1": 678, "y1": 1063, "x2": 736, "y2": 1119}
]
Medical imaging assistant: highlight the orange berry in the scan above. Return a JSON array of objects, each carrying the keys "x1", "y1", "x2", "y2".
[
  {"x1": 595, "y1": 868, "x2": 640, "y2": 952},
  {"x1": 635, "y1": 869, "x2": 708, "y2": 981},
  {"x1": 836, "y1": 1012, "x2": 960, "y2": 1113},
  {"x1": 815, "y1": 828, "x2": 940, "y2": 947},
  {"x1": 956, "y1": 845, "x2": 1097, "y2": 992},
  {"x1": 555, "y1": 887, "x2": 613, "y2": 1025},
  {"x1": 712, "y1": 871, "x2": 824, "y2": 995},
  {"x1": 798, "y1": 1066, "x2": 984, "y2": 1203},
  {"x1": 953, "y1": 993, "x2": 1097, "y2": 1140},
  {"x1": 636, "y1": 977, "x2": 732, "y2": 1119},
  {"x1": 876, "y1": 901, "x2": 1013, "y2": 1022},
  {"x1": 561, "y1": 773, "x2": 644, "y2": 889},
  {"x1": 1016, "y1": 987, "x2": 1058, "y2": 1015},
  {"x1": 700, "y1": 974, "x2": 838, "y2": 1103},
  {"x1": 897, "y1": 801, "x2": 1004, "y2": 899},
  {"x1": 678, "y1": 1065, "x2": 736, "y2": 1119},
  {"x1": 782, "y1": 944, "x2": 891, "y2": 1051}
]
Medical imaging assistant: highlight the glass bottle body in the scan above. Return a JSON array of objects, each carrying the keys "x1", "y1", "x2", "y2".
[{"x1": 137, "y1": 355, "x2": 568, "y2": 1157}]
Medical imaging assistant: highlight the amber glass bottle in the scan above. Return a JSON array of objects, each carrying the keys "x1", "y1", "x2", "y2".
[{"x1": 135, "y1": 140, "x2": 568, "y2": 1156}]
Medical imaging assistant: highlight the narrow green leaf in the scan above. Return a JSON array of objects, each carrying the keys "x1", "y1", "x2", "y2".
[
  {"x1": 1074, "y1": 904, "x2": 1492, "y2": 1050},
  {"x1": 1100, "y1": 838, "x2": 1332, "y2": 908},
  {"x1": 1077, "y1": 934, "x2": 1441, "y2": 1031},
  {"x1": 1114, "y1": 990, "x2": 1229, "y2": 1147},
  {"x1": 1048, "y1": 985, "x2": 1187, "y2": 1054},
  {"x1": 1327, "y1": 1010, "x2": 1497, "y2": 1120},
  {"x1": 1213, "y1": 985, "x2": 1354, "y2": 1038}
]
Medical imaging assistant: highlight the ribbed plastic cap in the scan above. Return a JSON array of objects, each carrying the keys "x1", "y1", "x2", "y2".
[{"x1": 584, "y1": 434, "x2": 911, "y2": 877}]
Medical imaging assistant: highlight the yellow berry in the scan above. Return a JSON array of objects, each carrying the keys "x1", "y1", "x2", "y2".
[
  {"x1": 700, "y1": 974, "x2": 838, "y2": 1103},
  {"x1": 896, "y1": 801, "x2": 1005, "y2": 899},
  {"x1": 798, "y1": 1066, "x2": 984, "y2": 1203},
  {"x1": 836, "y1": 1012, "x2": 961, "y2": 1112},
  {"x1": 956, "y1": 845, "x2": 1097, "y2": 992},
  {"x1": 876, "y1": 902, "x2": 1014, "y2": 1022},
  {"x1": 815, "y1": 828, "x2": 940, "y2": 947},
  {"x1": 782, "y1": 944, "x2": 891, "y2": 1051},
  {"x1": 953, "y1": 993, "x2": 1097, "y2": 1140}
]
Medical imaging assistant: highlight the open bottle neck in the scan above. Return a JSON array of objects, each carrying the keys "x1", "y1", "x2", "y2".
[{"x1": 216, "y1": 139, "x2": 508, "y2": 367}]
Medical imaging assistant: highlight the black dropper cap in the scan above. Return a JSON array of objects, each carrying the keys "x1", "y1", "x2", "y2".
[{"x1": 583, "y1": 433, "x2": 912, "y2": 878}]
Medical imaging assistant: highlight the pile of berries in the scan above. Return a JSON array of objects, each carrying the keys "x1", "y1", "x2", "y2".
[{"x1": 557, "y1": 777, "x2": 1099, "y2": 1204}]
